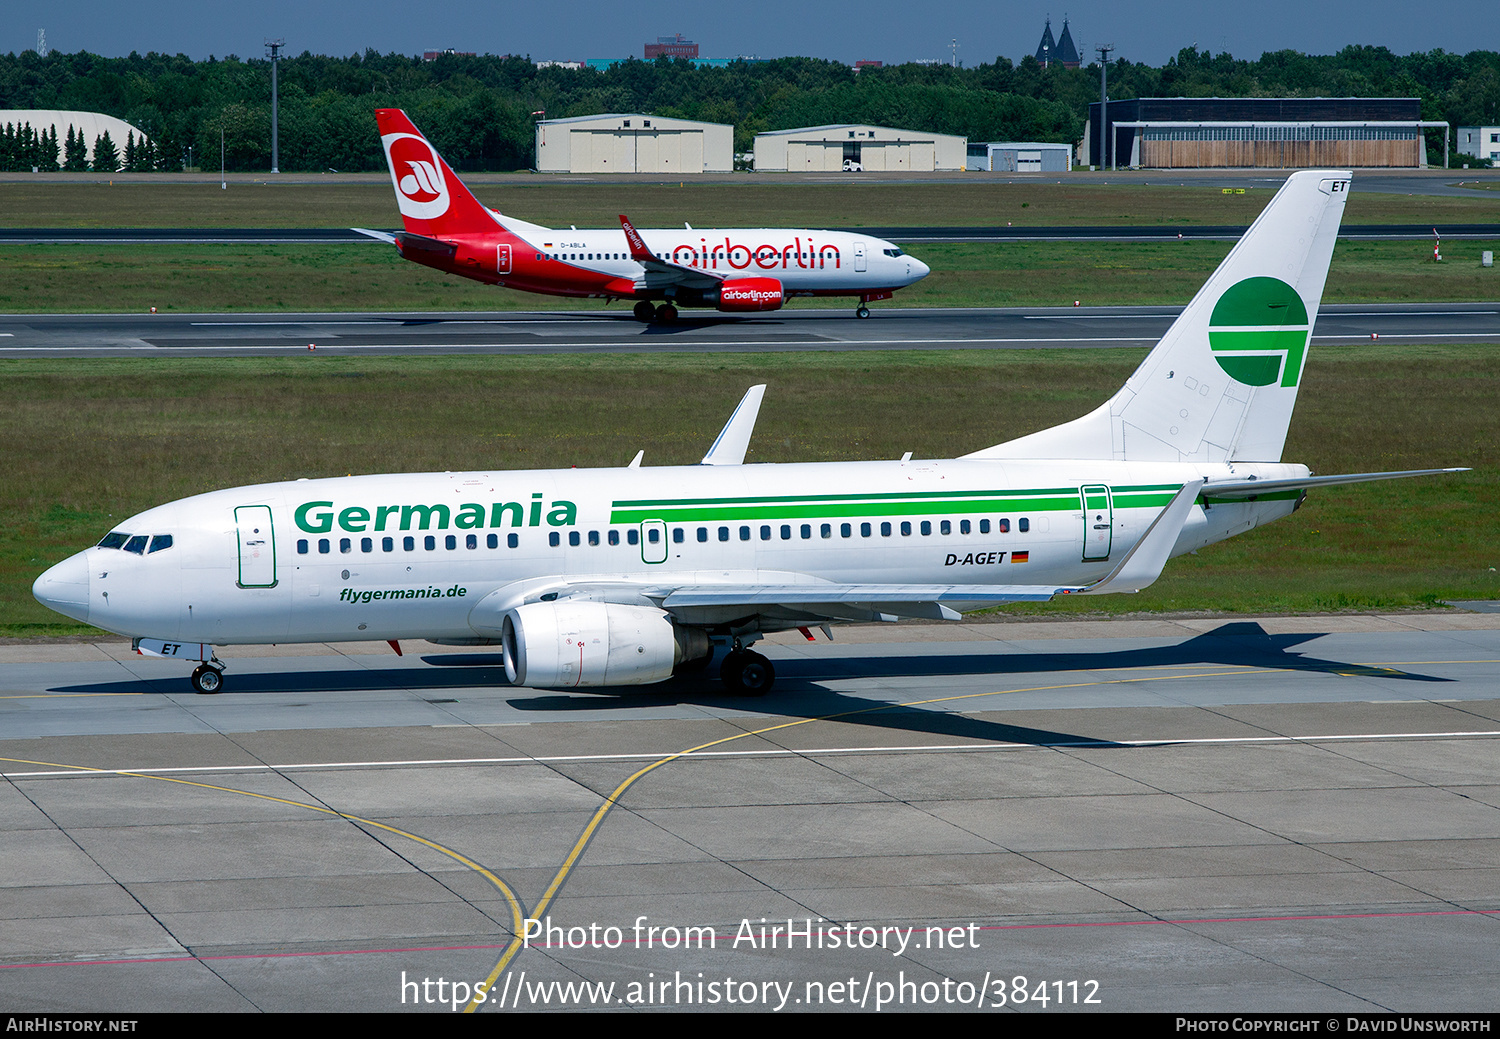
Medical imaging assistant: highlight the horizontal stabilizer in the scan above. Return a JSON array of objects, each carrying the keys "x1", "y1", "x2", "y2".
[
  {"x1": 1202, "y1": 468, "x2": 1469, "y2": 499},
  {"x1": 351, "y1": 227, "x2": 396, "y2": 244}
]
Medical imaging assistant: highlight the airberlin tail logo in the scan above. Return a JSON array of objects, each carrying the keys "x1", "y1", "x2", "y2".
[
  {"x1": 1207, "y1": 276, "x2": 1310, "y2": 388},
  {"x1": 383, "y1": 133, "x2": 450, "y2": 220}
]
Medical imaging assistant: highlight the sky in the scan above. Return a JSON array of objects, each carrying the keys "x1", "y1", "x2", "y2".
[{"x1": 5, "y1": 0, "x2": 1497, "y2": 69}]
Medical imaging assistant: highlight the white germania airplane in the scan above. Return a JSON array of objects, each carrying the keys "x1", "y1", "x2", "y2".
[
  {"x1": 355, "y1": 108, "x2": 930, "y2": 321},
  {"x1": 34, "y1": 170, "x2": 1463, "y2": 696}
]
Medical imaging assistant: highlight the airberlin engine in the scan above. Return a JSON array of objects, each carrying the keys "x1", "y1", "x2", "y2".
[
  {"x1": 500, "y1": 600, "x2": 711, "y2": 688},
  {"x1": 716, "y1": 278, "x2": 784, "y2": 313}
]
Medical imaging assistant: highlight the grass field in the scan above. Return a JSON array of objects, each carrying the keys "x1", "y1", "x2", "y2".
[
  {"x1": 0, "y1": 178, "x2": 1497, "y2": 230},
  {"x1": 4, "y1": 346, "x2": 1494, "y2": 637},
  {"x1": 2, "y1": 238, "x2": 1498, "y2": 313}
]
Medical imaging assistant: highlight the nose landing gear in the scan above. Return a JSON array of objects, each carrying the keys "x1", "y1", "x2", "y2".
[{"x1": 190, "y1": 661, "x2": 226, "y2": 694}]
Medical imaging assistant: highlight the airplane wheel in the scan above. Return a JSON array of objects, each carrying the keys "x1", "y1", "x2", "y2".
[
  {"x1": 633, "y1": 301, "x2": 655, "y2": 322},
  {"x1": 190, "y1": 665, "x2": 224, "y2": 695},
  {"x1": 656, "y1": 303, "x2": 678, "y2": 323},
  {"x1": 720, "y1": 650, "x2": 775, "y2": 696},
  {"x1": 856, "y1": 305, "x2": 871, "y2": 319}
]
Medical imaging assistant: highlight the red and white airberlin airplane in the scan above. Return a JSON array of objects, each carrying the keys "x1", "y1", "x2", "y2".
[{"x1": 360, "y1": 109, "x2": 930, "y2": 321}]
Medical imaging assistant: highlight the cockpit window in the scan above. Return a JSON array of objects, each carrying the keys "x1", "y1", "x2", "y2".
[
  {"x1": 123, "y1": 535, "x2": 148, "y2": 555},
  {"x1": 97, "y1": 531, "x2": 130, "y2": 549},
  {"x1": 148, "y1": 535, "x2": 174, "y2": 554},
  {"x1": 883, "y1": 247, "x2": 904, "y2": 257}
]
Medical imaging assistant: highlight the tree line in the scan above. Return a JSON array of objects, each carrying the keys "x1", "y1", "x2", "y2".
[{"x1": 0, "y1": 44, "x2": 1495, "y2": 172}]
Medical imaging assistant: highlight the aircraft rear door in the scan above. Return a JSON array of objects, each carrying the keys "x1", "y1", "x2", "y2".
[
  {"x1": 497, "y1": 244, "x2": 512, "y2": 275},
  {"x1": 234, "y1": 505, "x2": 278, "y2": 588},
  {"x1": 1080, "y1": 485, "x2": 1114, "y2": 562}
]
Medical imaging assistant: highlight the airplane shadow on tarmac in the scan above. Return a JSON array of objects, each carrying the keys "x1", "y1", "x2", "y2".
[{"x1": 50, "y1": 622, "x2": 1449, "y2": 750}]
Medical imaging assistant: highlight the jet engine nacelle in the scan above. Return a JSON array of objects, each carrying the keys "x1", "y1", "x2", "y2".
[
  {"x1": 717, "y1": 278, "x2": 784, "y2": 312},
  {"x1": 500, "y1": 600, "x2": 709, "y2": 688}
]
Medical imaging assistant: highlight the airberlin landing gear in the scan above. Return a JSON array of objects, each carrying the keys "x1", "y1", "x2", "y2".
[
  {"x1": 633, "y1": 300, "x2": 655, "y2": 322},
  {"x1": 720, "y1": 649, "x2": 775, "y2": 695},
  {"x1": 856, "y1": 305, "x2": 871, "y2": 319},
  {"x1": 190, "y1": 662, "x2": 226, "y2": 695},
  {"x1": 655, "y1": 303, "x2": 679, "y2": 323}
]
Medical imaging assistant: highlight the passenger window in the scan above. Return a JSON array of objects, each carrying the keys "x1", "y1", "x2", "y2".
[
  {"x1": 424, "y1": 536, "x2": 436, "y2": 551},
  {"x1": 900, "y1": 521, "x2": 912, "y2": 536},
  {"x1": 960, "y1": 520, "x2": 971, "y2": 534},
  {"x1": 466, "y1": 534, "x2": 477, "y2": 549},
  {"x1": 982, "y1": 519, "x2": 993, "y2": 534},
  {"x1": 781, "y1": 525, "x2": 792, "y2": 540},
  {"x1": 568, "y1": 531, "x2": 580, "y2": 547},
  {"x1": 383, "y1": 537, "x2": 395, "y2": 552},
  {"x1": 361, "y1": 537, "x2": 373, "y2": 553},
  {"x1": 297, "y1": 539, "x2": 309, "y2": 554},
  {"x1": 647, "y1": 528, "x2": 659, "y2": 544},
  {"x1": 673, "y1": 528, "x2": 684, "y2": 544},
  {"x1": 486, "y1": 534, "x2": 498, "y2": 549},
  {"x1": 861, "y1": 522, "x2": 871, "y2": 537},
  {"x1": 740, "y1": 526, "x2": 751, "y2": 541},
  {"x1": 340, "y1": 538, "x2": 352, "y2": 553},
  {"x1": 800, "y1": 524, "x2": 811, "y2": 539},
  {"x1": 821, "y1": 523, "x2": 832, "y2": 538},
  {"x1": 404, "y1": 537, "x2": 415, "y2": 551},
  {"x1": 608, "y1": 529, "x2": 619, "y2": 546},
  {"x1": 148, "y1": 534, "x2": 174, "y2": 554},
  {"x1": 841, "y1": 523, "x2": 851, "y2": 538},
  {"x1": 446, "y1": 535, "x2": 457, "y2": 550},
  {"x1": 940, "y1": 521, "x2": 951, "y2": 535},
  {"x1": 318, "y1": 539, "x2": 330, "y2": 554},
  {"x1": 507, "y1": 533, "x2": 519, "y2": 548},
  {"x1": 880, "y1": 522, "x2": 892, "y2": 536},
  {"x1": 550, "y1": 532, "x2": 561, "y2": 547},
  {"x1": 997, "y1": 519, "x2": 1009, "y2": 533},
  {"x1": 588, "y1": 530, "x2": 599, "y2": 546},
  {"x1": 628, "y1": 529, "x2": 639, "y2": 545},
  {"x1": 920, "y1": 521, "x2": 931, "y2": 536},
  {"x1": 718, "y1": 526, "x2": 730, "y2": 542},
  {"x1": 1019, "y1": 518, "x2": 1030, "y2": 533},
  {"x1": 697, "y1": 527, "x2": 708, "y2": 543}
]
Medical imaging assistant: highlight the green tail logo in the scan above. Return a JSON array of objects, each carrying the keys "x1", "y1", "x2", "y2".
[{"x1": 1208, "y1": 277, "x2": 1310, "y2": 388}]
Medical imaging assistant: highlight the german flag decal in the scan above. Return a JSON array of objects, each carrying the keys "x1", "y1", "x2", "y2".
[
  {"x1": 1207, "y1": 276, "x2": 1310, "y2": 388},
  {"x1": 1011, "y1": 551, "x2": 1029, "y2": 563}
]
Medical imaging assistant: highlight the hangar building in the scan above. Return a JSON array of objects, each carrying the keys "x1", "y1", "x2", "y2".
[
  {"x1": 968, "y1": 141, "x2": 1072, "y2": 172},
  {"x1": 754, "y1": 124, "x2": 966, "y2": 172},
  {"x1": 0, "y1": 109, "x2": 148, "y2": 165},
  {"x1": 535, "y1": 114, "x2": 733, "y2": 173},
  {"x1": 1086, "y1": 97, "x2": 1448, "y2": 169}
]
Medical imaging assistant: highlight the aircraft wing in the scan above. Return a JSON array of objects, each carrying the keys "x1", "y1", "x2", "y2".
[
  {"x1": 619, "y1": 214, "x2": 724, "y2": 289},
  {"x1": 660, "y1": 583, "x2": 1079, "y2": 623}
]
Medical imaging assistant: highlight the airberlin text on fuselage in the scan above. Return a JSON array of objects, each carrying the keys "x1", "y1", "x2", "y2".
[
  {"x1": 294, "y1": 496, "x2": 578, "y2": 534},
  {"x1": 666, "y1": 237, "x2": 840, "y2": 270}
]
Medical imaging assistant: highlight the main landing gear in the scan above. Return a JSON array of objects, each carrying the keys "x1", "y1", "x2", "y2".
[
  {"x1": 720, "y1": 648, "x2": 775, "y2": 695},
  {"x1": 190, "y1": 661, "x2": 226, "y2": 694},
  {"x1": 633, "y1": 301, "x2": 679, "y2": 323}
]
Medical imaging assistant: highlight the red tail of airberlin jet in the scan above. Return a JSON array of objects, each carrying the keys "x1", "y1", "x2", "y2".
[{"x1": 362, "y1": 108, "x2": 930, "y2": 322}]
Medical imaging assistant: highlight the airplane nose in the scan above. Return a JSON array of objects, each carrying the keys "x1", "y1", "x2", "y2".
[
  {"x1": 911, "y1": 257, "x2": 931, "y2": 279},
  {"x1": 33, "y1": 552, "x2": 91, "y2": 624}
]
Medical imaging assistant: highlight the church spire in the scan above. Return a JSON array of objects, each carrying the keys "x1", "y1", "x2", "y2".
[
  {"x1": 1035, "y1": 16, "x2": 1057, "y2": 66},
  {"x1": 1056, "y1": 16, "x2": 1081, "y2": 68}
]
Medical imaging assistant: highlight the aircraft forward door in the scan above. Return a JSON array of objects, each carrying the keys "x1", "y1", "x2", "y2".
[
  {"x1": 640, "y1": 520, "x2": 668, "y2": 564},
  {"x1": 234, "y1": 505, "x2": 278, "y2": 588},
  {"x1": 854, "y1": 243, "x2": 867, "y2": 272},
  {"x1": 1080, "y1": 485, "x2": 1114, "y2": 562}
]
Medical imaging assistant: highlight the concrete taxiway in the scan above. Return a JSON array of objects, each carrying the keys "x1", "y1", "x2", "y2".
[
  {"x1": 3, "y1": 302, "x2": 1499, "y2": 359},
  {"x1": 2, "y1": 611, "x2": 1498, "y2": 1011}
]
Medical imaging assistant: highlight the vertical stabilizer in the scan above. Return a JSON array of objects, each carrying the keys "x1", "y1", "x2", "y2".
[
  {"x1": 967, "y1": 170, "x2": 1350, "y2": 463},
  {"x1": 375, "y1": 108, "x2": 504, "y2": 238}
]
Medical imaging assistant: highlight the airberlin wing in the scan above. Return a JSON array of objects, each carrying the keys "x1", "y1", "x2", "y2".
[{"x1": 619, "y1": 214, "x2": 723, "y2": 287}]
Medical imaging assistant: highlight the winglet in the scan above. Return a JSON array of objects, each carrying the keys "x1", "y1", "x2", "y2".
[
  {"x1": 701, "y1": 385, "x2": 767, "y2": 466},
  {"x1": 1080, "y1": 479, "x2": 1204, "y2": 595},
  {"x1": 619, "y1": 215, "x2": 658, "y2": 262}
]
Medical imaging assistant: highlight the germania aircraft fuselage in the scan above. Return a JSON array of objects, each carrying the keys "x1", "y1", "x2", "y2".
[{"x1": 38, "y1": 457, "x2": 1305, "y2": 648}]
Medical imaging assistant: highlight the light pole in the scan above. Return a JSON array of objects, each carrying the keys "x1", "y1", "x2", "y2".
[
  {"x1": 266, "y1": 38, "x2": 284, "y2": 173},
  {"x1": 1096, "y1": 44, "x2": 1113, "y2": 170}
]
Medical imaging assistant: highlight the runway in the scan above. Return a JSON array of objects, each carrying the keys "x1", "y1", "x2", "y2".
[
  {"x1": 2, "y1": 612, "x2": 1497, "y2": 1011},
  {"x1": 3, "y1": 302, "x2": 1499, "y2": 358}
]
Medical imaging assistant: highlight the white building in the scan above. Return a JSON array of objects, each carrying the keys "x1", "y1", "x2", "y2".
[
  {"x1": 1457, "y1": 126, "x2": 1500, "y2": 163},
  {"x1": 754, "y1": 124, "x2": 967, "y2": 172},
  {"x1": 0, "y1": 110, "x2": 149, "y2": 165},
  {"x1": 535, "y1": 114, "x2": 733, "y2": 173}
]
